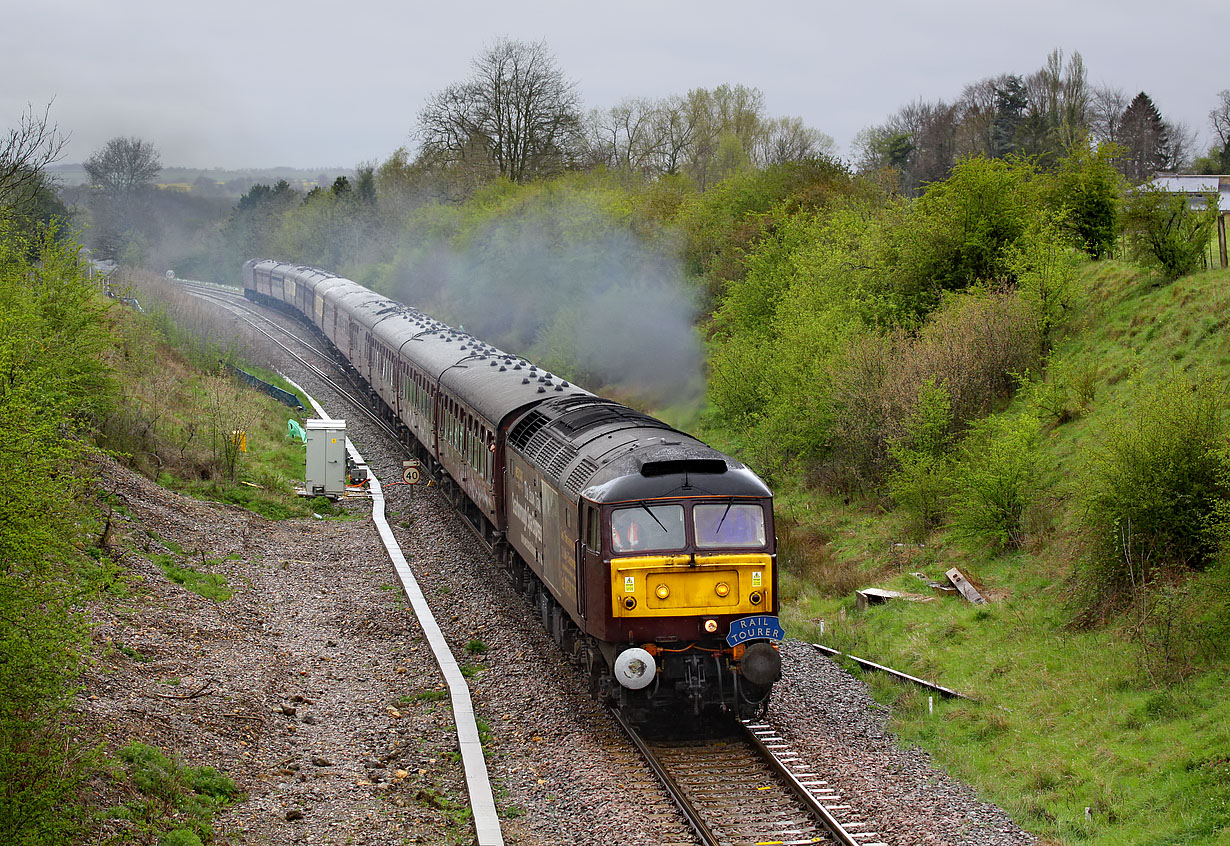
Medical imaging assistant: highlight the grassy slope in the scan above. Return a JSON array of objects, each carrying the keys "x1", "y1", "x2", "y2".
[{"x1": 774, "y1": 261, "x2": 1230, "y2": 845}]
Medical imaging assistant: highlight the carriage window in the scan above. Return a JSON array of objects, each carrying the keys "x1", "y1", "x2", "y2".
[
  {"x1": 694, "y1": 503, "x2": 766, "y2": 549},
  {"x1": 610, "y1": 504, "x2": 685, "y2": 553}
]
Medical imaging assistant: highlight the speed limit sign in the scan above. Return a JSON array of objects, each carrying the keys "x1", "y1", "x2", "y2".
[{"x1": 401, "y1": 459, "x2": 422, "y2": 485}]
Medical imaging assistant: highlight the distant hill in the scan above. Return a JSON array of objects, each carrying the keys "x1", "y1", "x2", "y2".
[{"x1": 46, "y1": 164, "x2": 354, "y2": 198}]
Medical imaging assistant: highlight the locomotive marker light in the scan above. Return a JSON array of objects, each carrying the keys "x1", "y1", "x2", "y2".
[
  {"x1": 614, "y1": 647, "x2": 657, "y2": 690},
  {"x1": 703, "y1": 618, "x2": 719, "y2": 633}
]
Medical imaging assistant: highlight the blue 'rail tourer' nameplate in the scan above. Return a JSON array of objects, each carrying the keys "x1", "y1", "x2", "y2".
[{"x1": 726, "y1": 615, "x2": 785, "y2": 646}]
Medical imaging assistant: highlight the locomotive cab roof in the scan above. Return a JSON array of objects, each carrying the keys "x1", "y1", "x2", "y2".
[{"x1": 505, "y1": 395, "x2": 771, "y2": 504}]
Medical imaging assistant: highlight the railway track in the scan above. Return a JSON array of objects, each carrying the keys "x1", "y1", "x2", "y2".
[
  {"x1": 613, "y1": 709, "x2": 887, "y2": 846},
  {"x1": 174, "y1": 280, "x2": 408, "y2": 449},
  {"x1": 176, "y1": 278, "x2": 507, "y2": 560}
]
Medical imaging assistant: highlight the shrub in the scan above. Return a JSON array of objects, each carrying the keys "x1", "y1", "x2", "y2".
[
  {"x1": 827, "y1": 286, "x2": 1041, "y2": 487},
  {"x1": 1080, "y1": 374, "x2": 1230, "y2": 609},
  {"x1": 1122, "y1": 185, "x2": 1219, "y2": 280},
  {"x1": 947, "y1": 412, "x2": 1042, "y2": 550},
  {"x1": 886, "y1": 379, "x2": 953, "y2": 538}
]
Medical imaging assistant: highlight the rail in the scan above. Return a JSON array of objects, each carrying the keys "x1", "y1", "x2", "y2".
[{"x1": 613, "y1": 708, "x2": 884, "y2": 846}]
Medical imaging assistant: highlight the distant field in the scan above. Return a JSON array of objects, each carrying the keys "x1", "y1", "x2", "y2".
[{"x1": 46, "y1": 163, "x2": 352, "y2": 197}]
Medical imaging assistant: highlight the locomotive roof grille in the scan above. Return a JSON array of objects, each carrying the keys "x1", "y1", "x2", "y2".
[
  {"x1": 640, "y1": 458, "x2": 728, "y2": 477},
  {"x1": 508, "y1": 411, "x2": 549, "y2": 450},
  {"x1": 553, "y1": 403, "x2": 671, "y2": 437},
  {"x1": 521, "y1": 426, "x2": 579, "y2": 484},
  {"x1": 565, "y1": 458, "x2": 600, "y2": 496}
]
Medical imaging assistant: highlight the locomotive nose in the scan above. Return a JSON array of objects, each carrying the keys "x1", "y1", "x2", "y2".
[{"x1": 740, "y1": 642, "x2": 782, "y2": 687}]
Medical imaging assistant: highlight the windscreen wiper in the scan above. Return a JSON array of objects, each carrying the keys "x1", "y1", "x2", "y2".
[{"x1": 639, "y1": 501, "x2": 667, "y2": 532}]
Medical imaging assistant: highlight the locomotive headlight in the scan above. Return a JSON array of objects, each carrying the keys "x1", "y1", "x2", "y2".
[
  {"x1": 703, "y1": 618, "x2": 719, "y2": 633},
  {"x1": 655, "y1": 584, "x2": 670, "y2": 600},
  {"x1": 715, "y1": 582, "x2": 730, "y2": 597}
]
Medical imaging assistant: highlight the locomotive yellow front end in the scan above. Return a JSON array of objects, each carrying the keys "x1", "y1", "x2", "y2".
[{"x1": 598, "y1": 495, "x2": 783, "y2": 716}]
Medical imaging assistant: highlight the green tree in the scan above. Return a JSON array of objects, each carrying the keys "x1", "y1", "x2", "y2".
[
  {"x1": 989, "y1": 76, "x2": 1027, "y2": 159},
  {"x1": 222, "y1": 179, "x2": 300, "y2": 266},
  {"x1": 1118, "y1": 92, "x2": 1170, "y2": 183},
  {"x1": 1122, "y1": 184, "x2": 1218, "y2": 279},
  {"x1": 1047, "y1": 140, "x2": 1122, "y2": 258},
  {"x1": 0, "y1": 221, "x2": 116, "y2": 843}
]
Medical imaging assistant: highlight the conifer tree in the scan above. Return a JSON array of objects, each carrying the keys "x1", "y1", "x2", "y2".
[{"x1": 1119, "y1": 92, "x2": 1170, "y2": 183}]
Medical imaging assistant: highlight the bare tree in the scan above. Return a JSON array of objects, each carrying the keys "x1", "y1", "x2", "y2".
[
  {"x1": 869, "y1": 98, "x2": 959, "y2": 193},
  {"x1": 83, "y1": 136, "x2": 162, "y2": 260},
  {"x1": 416, "y1": 38, "x2": 582, "y2": 183},
  {"x1": 755, "y1": 116, "x2": 835, "y2": 166},
  {"x1": 83, "y1": 136, "x2": 162, "y2": 195},
  {"x1": 583, "y1": 98, "x2": 663, "y2": 174},
  {"x1": 952, "y1": 76, "x2": 1002, "y2": 159},
  {"x1": 648, "y1": 94, "x2": 700, "y2": 176},
  {"x1": 1161, "y1": 120, "x2": 1197, "y2": 172},
  {"x1": 1022, "y1": 49, "x2": 1090, "y2": 157},
  {"x1": 0, "y1": 103, "x2": 69, "y2": 213},
  {"x1": 1209, "y1": 90, "x2": 1230, "y2": 160},
  {"x1": 1089, "y1": 85, "x2": 1129, "y2": 146}
]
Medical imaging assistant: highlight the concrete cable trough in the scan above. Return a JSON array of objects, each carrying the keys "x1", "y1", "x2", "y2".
[{"x1": 287, "y1": 377, "x2": 504, "y2": 846}]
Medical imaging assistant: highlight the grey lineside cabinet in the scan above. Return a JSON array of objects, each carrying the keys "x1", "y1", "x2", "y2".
[{"x1": 305, "y1": 419, "x2": 347, "y2": 497}]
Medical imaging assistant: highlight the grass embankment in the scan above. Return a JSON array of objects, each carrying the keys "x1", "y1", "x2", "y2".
[
  {"x1": 102, "y1": 270, "x2": 338, "y2": 520},
  {"x1": 771, "y1": 261, "x2": 1230, "y2": 845}
]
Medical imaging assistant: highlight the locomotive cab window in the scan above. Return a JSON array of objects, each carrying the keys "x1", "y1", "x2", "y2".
[
  {"x1": 611, "y1": 504, "x2": 685, "y2": 553},
  {"x1": 694, "y1": 502, "x2": 766, "y2": 549},
  {"x1": 585, "y1": 507, "x2": 600, "y2": 549}
]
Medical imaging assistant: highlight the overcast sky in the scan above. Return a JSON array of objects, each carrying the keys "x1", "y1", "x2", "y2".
[{"x1": 9, "y1": 0, "x2": 1228, "y2": 170}]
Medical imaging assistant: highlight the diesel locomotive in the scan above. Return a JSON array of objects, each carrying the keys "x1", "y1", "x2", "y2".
[{"x1": 242, "y1": 259, "x2": 783, "y2": 718}]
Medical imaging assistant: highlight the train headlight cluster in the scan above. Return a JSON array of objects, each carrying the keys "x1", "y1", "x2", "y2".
[
  {"x1": 715, "y1": 582, "x2": 730, "y2": 597},
  {"x1": 655, "y1": 584, "x2": 670, "y2": 600}
]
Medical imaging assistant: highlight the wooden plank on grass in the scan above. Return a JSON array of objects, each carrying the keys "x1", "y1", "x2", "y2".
[{"x1": 945, "y1": 567, "x2": 986, "y2": 604}]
